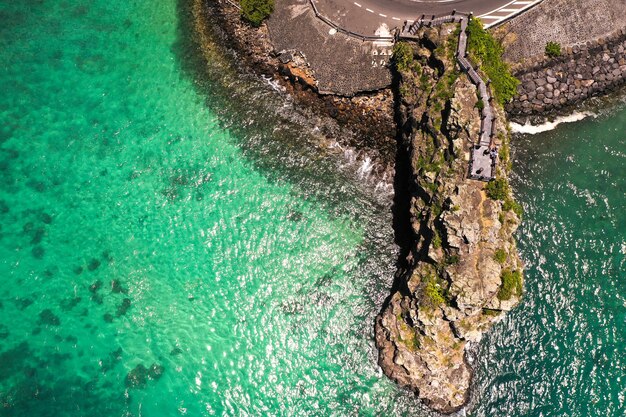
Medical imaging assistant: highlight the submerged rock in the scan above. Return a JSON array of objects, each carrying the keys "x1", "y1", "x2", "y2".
[
  {"x1": 148, "y1": 363, "x2": 164, "y2": 380},
  {"x1": 116, "y1": 298, "x2": 131, "y2": 317},
  {"x1": 125, "y1": 364, "x2": 148, "y2": 388},
  {"x1": 60, "y1": 296, "x2": 82, "y2": 311},
  {"x1": 125, "y1": 363, "x2": 164, "y2": 388},
  {"x1": 110, "y1": 280, "x2": 127, "y2": 294},
  {"x1": 88, "y1": 258, "x2": 101, "y2": 271},
  {"x1": 31, "y1": 245, "x2": 45, "y2": 259},
  {"x1": 89, "y1": 280, "x2": 102, "y2": 293},
  {"x1": 38, "y1": 309, "x2": 61, "y2": 326}
]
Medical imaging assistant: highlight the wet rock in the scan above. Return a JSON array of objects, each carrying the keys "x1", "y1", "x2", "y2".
[
  {"x1": 0, "y1": 324, "x2": 9, "y2": 339},
  {"x1": 103, "y1": 313, "x2": 114, "y2": 323},
  {"x1": 38, "y1": 309, "x2": 61, "y2": 326},
  {"x1": 40, "y1": 212, "x2": 53, "y2": 224},
  {"x1": 170, "y1": 347, "x2": 183, "y2": 356},
  {"x1": 74, "y1": 266, "x2": 84, "y2": 275}
]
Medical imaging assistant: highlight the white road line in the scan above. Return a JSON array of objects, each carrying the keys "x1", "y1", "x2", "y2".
[
  {"x1": 478, "y1": 0, "x2": 543, "y2": 28},
  {"x1": 392, "y1": 17, "x2": 401, "y2": 21},
  {"x1": 353, "y1": 2, "x2": 361, "y2": 7},
  {"x1": 379, "y1": 13, "x2": 387, "y2": 17},
  {"x1": 365, "y1": 8, "x2": 374, "y2": 13}
]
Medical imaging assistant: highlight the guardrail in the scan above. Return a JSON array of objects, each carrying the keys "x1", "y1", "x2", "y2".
[
  {"x1": 308, "y1": 0, "x2": 395, "y2": 42},
  {"x1": 222, "y1": 0, "x2": 241, "y2": 10}
]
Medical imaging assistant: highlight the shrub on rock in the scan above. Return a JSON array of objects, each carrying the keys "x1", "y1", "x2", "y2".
[
  {"x1": 241, "y1": 0, "x2": 274, "y2": 27},
  {"x1": 545, "y1": 41, "x2": 562, "y2": 58}
]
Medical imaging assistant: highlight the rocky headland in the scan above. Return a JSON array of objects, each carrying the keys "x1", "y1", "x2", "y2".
[{"x1": 373, "y1": 25, "x2": 523, "y2": 413}]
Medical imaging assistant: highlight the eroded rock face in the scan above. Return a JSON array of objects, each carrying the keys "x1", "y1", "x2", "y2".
[{"x1": 376, "y1": 25, "x2": 523, "y2": 414}]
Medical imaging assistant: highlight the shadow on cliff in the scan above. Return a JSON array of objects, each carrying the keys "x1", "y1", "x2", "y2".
[{"x1": 385, "y1": 68, "x2": 416, "y2": 306}]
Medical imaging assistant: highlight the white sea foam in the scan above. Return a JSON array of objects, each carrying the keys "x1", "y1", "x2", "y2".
[
  {"x1": 260, "y1": 74, "x2": 285, "y2": 93},
  {"x1": 509, "y1": 111, "x2": 594, "y2": 134}
]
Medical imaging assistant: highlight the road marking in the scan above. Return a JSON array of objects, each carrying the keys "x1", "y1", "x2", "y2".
[
  {"x1": 513, "y1": 1, "x2": 533, "y2": 4},
  {"x1": 379, "y1": 13, "x2": 387, "y2": 17},
  {"x1": 499, "y1": 8, "x2": 517, "y2": 12},
  {"x1": 365, "y1": 8, "x2": 374, "y2": 13},
  {"x1": 392, "y1": 17, "x2": 401, "y2": 21},
  {"x1": 353, "y1": 2, "x2": 361, "y2": 6},
  {"x1": 479, "y1": 15, "x2": 502, "y2": 19}
]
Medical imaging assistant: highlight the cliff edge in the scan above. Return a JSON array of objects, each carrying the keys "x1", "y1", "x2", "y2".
[{"x1": 375, "y1": 24, "x2": 523, "y2": 413}]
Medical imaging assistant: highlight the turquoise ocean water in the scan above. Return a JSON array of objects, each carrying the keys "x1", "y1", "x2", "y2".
[{"x1": 0, "y1": 0, "x2": 624, "y2": 416}]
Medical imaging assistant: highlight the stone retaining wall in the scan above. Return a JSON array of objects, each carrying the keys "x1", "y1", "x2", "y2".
[{"x1": 507, "y1": 27, "x2": 626, "y2": 117}]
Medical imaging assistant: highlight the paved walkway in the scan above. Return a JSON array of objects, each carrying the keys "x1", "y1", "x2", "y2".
[{"x1": 399, "y1": 14, "x2": 497, "y2": 181}]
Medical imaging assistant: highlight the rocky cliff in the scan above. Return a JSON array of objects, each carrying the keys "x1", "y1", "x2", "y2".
[{"x1": 375, "y1": 25, "x2": 523, "y2": 413}]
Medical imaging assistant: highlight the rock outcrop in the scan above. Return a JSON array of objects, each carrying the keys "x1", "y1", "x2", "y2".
[{"x1": 375, "y1": 24, "x2": 523, "y2": 413}]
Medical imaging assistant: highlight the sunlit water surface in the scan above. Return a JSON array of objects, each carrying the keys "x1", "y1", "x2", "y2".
[{"x1": 0, "y1": 1, "x2": 624, "y2": 416}]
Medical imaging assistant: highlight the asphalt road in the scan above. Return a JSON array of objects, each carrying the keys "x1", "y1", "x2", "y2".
[{"x1": 315, "y1": 0, "x2": 541, "y2": 35}]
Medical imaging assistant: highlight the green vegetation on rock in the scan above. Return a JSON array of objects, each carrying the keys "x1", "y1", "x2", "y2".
[
  {"x1": 498, "y1": 132, "x2": 513, "y2": 173},
  {"x1": 545, "y1": 41, "x2": 562, "y2": 58},
  {"x1": 466, "y1": 18, "x2": 519, "y2": 104},
  {"x1": 424, "y1": 279, "x2": 446, "y2": 306},
  {"x1": 432, "y1": 228, "x2": 442, "y2": 249},
  {"x1": 240, "y1": 0, "x2": 274, "y2": 27},
  {"x1": 497, "y1": 269, "x2": 523, "y2": 300},
  {"x1": 503, "y1": 198, "x2": 523, "y2": 218},
  {"x1": 486, "y1": 177, "x2": 523, "y2": 218},
  {"x1": 483, "y1": 308, "x2": 500, "y2": 317},
  {"x1": 485, "y1": 178, "x2": 510, "y2": 200},
  {"x1": 494, "y1": 248, "x2": 507, "y2": 264},
  {"x1": 396, "y1": 312, "x2": 421, "y2": 351},
  {"x1": 393, "y1": 41, "x2": 414, "y2": 72}
]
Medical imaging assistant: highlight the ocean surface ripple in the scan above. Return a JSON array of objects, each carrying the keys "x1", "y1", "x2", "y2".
[{"x1": 0, "y1": 0, "x2": 625, "y2": 416}]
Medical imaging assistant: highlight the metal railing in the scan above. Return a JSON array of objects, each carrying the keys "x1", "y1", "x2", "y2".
[{"x1": 308, "y1": 0, "x2": 395, "y2": 42}]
